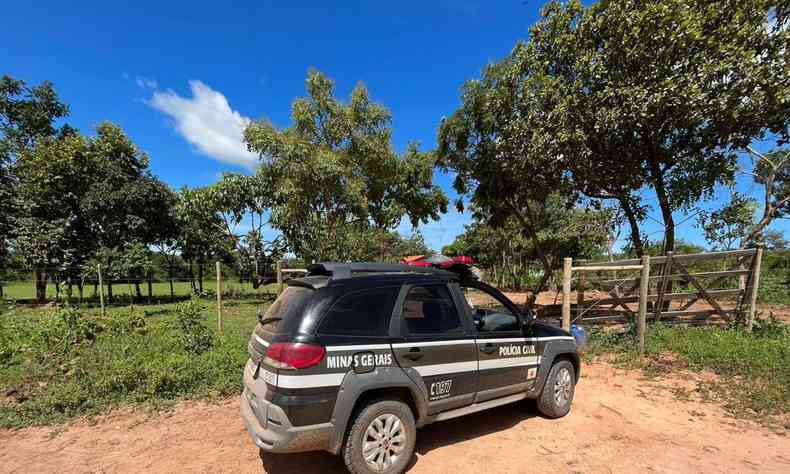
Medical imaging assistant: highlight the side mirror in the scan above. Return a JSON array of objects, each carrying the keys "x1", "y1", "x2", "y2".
[
  {"x1": 473, "y1": 308, "x2": 486, "y2": 330},
  {"x1": 523, "y1": 308, "x2": 537, "y2": 326}
]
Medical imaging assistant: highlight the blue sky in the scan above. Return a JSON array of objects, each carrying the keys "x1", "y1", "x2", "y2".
[{"x1": 2, "y1": 1, "x2": 786, "y2": 251}]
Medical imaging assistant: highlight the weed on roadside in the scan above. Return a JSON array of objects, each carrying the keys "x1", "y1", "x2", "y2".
[{"x1": 586, "y1": 317, "x2": 790, "y2": 425}]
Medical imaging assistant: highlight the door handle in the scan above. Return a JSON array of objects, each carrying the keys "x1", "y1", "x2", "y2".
[
  {"x1": 402, "y1": 347, "x2": 424, "y2": 361},
  {"x1": 480, "y1": 343, "x2": 496, "y2": 354}
]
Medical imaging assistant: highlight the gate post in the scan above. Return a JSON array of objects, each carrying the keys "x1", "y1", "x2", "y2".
[
  {"x1": 562, "y1": 257, "x2": 572, "y2": 330},
  {"x1": 637, "y1": 255, "x2": 651, "y2": 355},
  {"x1": 276, "y1": 261, "x2": 283, "y2": 295},
  {"x1": 746, "y1": 247, "x2": 763, "y2": 332}
]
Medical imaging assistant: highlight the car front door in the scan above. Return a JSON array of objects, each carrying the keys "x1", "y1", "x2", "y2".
[
  {"x1": 460, "y1": 282, "x2": 538, "y2": 403},
  {"x1": 390, "y1": 283, "x2": 478, "y2": 415}
]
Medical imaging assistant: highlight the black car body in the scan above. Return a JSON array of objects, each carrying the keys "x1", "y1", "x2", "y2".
[{"x1": 242, "y1": 263, "x2": 580, "y2": 473}]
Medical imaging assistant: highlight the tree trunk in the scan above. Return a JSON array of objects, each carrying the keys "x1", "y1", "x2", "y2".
[
  {"x1": 198, "y1": 262, "x2": 204, "y2": 294},
  {"x1": 35, "y1": 268, "x2": 47, "y2": 302},
  {"x1": 189, "y1": 261, "x2": 196, "y2": 293},
  {"x1": 619, "y1": 196, "x2": 645, "y2": 257},
  {"x1": 168, "y1": 266, "x2": 175, "y2": 302},
  {"x1": 77, "y1": 280, "x2": 84, "y2": 305},
  {"x1": 107, "y1": 279, "x2": 113, "y2": 302},
  {"x1": 648, "y1": 160, "x2": 675, "y2": 254}
]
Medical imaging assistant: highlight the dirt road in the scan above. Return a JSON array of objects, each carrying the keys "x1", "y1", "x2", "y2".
[{"x1": 2, "y1": 362, "x2": 788, "y2": 474}]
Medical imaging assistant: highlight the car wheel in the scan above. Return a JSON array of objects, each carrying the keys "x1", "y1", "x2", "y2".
[
  {"x1": 343, "y1": 399, "x2": 416, "y2": 474},
  {"x1": 537, "y1": 359, "x2": 575, "y2": 418}
]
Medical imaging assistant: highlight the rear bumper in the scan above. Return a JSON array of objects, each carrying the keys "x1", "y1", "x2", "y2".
[{"x1": 240, "y1": 361, "x2": 334, "y2": 453}]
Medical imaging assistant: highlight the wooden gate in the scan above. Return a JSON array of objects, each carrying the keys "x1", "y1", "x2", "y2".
[{"x1": 561, "y1": 248, "x2": 764, "y2": 330}]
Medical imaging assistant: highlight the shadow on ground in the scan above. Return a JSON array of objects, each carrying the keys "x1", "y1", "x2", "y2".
[{"x1": 258, "y1": 400, "x2": 539, "y2": 473}]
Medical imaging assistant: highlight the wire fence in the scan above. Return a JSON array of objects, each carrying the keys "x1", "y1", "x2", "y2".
[{"x1": 0, "y1": 262, "x2": 307, "y2": 305}]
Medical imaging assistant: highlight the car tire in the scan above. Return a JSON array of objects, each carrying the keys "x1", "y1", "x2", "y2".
[
  {"x1": 537, "y1": 359, "x2": 575, "y2": 418},
  {"x1": 343, "y1": 399, "x2": 416, "y2": 474}
]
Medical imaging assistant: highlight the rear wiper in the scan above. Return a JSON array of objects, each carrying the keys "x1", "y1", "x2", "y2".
[{"x1": 257, "y1": 315, "x2": 282, "y2": 326}]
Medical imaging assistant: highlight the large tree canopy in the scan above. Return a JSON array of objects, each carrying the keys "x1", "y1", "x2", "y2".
[
  {"x1": 0, "y1": 75, "x2": 72, "y2": 271},
  {"x1": 528, "y1": 0, "x2": 789, "y2": 254},
  {"x1": 245, "y1": 70, "x2": 447, "y2": 261},
  {"x1": 13, "y1": 122, "x2": 175, "y2": 300},
  {"x1": 439, "y1": 0, "x2": 788, "y2": 263}
]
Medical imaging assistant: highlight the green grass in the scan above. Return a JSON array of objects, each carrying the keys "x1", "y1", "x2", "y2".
[
  {"x1": 0, "y1": 297, "x2": 266, "y2": 428},
  {"x1": 585, "y1": 318, "x2": 790, "y2": 424},
  {"x1": 0, "y1": 280, "x2": 277, "y2": 301}
]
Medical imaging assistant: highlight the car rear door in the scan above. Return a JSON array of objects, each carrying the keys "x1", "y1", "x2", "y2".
[
  {"x1": 390, "y1": 283, "x2": 479, "y2": 415},
  {"x1": 459, "y1": 283, "x2": 538, "y2": 402}
]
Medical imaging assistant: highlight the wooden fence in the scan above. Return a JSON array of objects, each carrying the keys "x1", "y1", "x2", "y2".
[{"x1": 559, "y1": 248, "x2": 764, "y2": 348}]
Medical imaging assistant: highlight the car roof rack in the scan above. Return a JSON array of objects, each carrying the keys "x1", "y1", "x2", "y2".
[{"x1": 306, "y1": 262, "x2": 457, "y2": 280}]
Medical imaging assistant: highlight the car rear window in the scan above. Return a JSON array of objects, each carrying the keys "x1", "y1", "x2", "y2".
[
  {"x1": 258, "y1": 286, "x2": 314, "y2": 334},
  {"x1": 318, "y1": 287, "x2": 399, "y2": 337}
]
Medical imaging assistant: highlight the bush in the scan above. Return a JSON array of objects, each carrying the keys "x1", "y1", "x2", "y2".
[
  {"x1": 174, "y1": 298, "x2": 213, "y2": 354},
  {"x1": 30, "y1": 307, "x2": 100, "y2": 362},
  {"x1": 105, "y1": 306, "x2": 147, "y2": 335},
  {"x1": 0, "y1": 299, "x2": 258, "y2": 428}
]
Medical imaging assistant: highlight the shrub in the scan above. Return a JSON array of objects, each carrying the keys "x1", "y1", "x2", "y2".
[
  {"x1": 30, "y1": 307, "x2": 100, "y2": 362},
  {"x1": 174, "y1": 298, "x2": 213, "y2": 354},
  {"x1": 105, "y1": 306, "x2": 147, "y2": 335}
]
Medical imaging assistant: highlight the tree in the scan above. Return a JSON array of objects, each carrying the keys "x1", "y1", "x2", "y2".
[
  {"x1": 763, "y1": 229, "x2": 788, "y2": 250},
  {"x1": 245, "y1": 70, "x2": 446, "y2": 262},
  {"x1": 175, "y1": 187, "x2": 229, "y2": 294},
  {"x1": 0, "y1": 75, "x2": 71, "y2": 299},
  {"x1": 437, "y1": 42, "x2": 596, "y2": 301},
  {"x1": 0, "y1": 153, "x2": 14, "y2": 276},
  {"x1": 763, "y1": 230, "x2": 790, "y2": 250},
  {"x1": 13, "y1": 122, "x2": 175, "y2": 302},
  {"x1": 199, "y1": 173, "x2": 285, "y2": 286},
  {"x1": 439, "y1": 196, "x2": 611, "y2": 294},
  {"x1": 697, "y1": 193, "x2": 758, "y2": 250},
  {"x1": 741, "y1": 148, "x2": 790, "y2": 247},
  {"x1": 14, "y1": 134, "x2": 96, "y2": 301},
  {"x1": 81, "y1": 123, "x2": 176, "y2": 301},
  {"x1": 517, "y1": 0, "x2": 789, "y2": 255}
]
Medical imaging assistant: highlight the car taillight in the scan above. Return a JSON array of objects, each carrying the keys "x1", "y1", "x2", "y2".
[{"x1": 263, "y1": 343, "x2": 326, "y2": 370}]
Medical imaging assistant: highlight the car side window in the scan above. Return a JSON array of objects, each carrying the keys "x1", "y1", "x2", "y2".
[
  {"x1": 462, "y1": 286, "x2": 519, "y2": 333},
  {"x1": 401, "y1": 285, "x2": 464, "y2": 336},
  {"x1": 318, "y1": 287, "x2": 399, "y2": 337}
]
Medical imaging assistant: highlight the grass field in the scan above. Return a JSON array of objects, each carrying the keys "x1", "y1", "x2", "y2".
[
  {"x1": 2, "y1": 284, "x2": 788, "y2": 430},
  {"x1": 0, "y1": 279, "x2": 276, "y2": 301},
  {"x1": 0, "y1": 296, "x2": 266, "y2": 428},
  {"x1": 585, "y1": 319, "x2": 790, "y2": 425}
]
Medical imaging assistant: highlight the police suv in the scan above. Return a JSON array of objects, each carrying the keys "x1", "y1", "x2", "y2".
[{"x1": 242, "y1": 263, "x2": 580, "y2": 474}]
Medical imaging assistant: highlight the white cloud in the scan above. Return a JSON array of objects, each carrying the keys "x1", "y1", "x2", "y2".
[
  {"x1": 136, "y1": 76, "x2": 158, "y2": 90},
  {"x1": 147, "y1": 80, "x2": 259, "y2": 168}
]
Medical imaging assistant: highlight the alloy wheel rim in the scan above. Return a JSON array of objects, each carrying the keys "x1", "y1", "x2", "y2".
[
  {"x1": 362, "y1": 413, "x2": 406, "y2": 472},
  {"x1": 554, "y1": 367, "x2": 572, "y2": 407}
]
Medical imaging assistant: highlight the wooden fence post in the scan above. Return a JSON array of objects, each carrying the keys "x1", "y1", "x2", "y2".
[
  {"x1": 637, "y1": 255, "x2": 650, "y2": 356},
  {"x1": 562, "y1": 257, "x2": 572, "y2": 330},
  {"x1": 276, "y1": 261, "x2": 283, "y2": 295},
  {"x1": 216, "y1": 261, "x2": 223, "y2": 333},
  {"x1": 578, "y1": 263, "x2": 587, "y2": 315},
  {"x1": 97, "y1": 264, "x2": 106, "y2": 317},
  {"x1": 746, "y1": 247, "x2": 763, "y2": 332}
]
